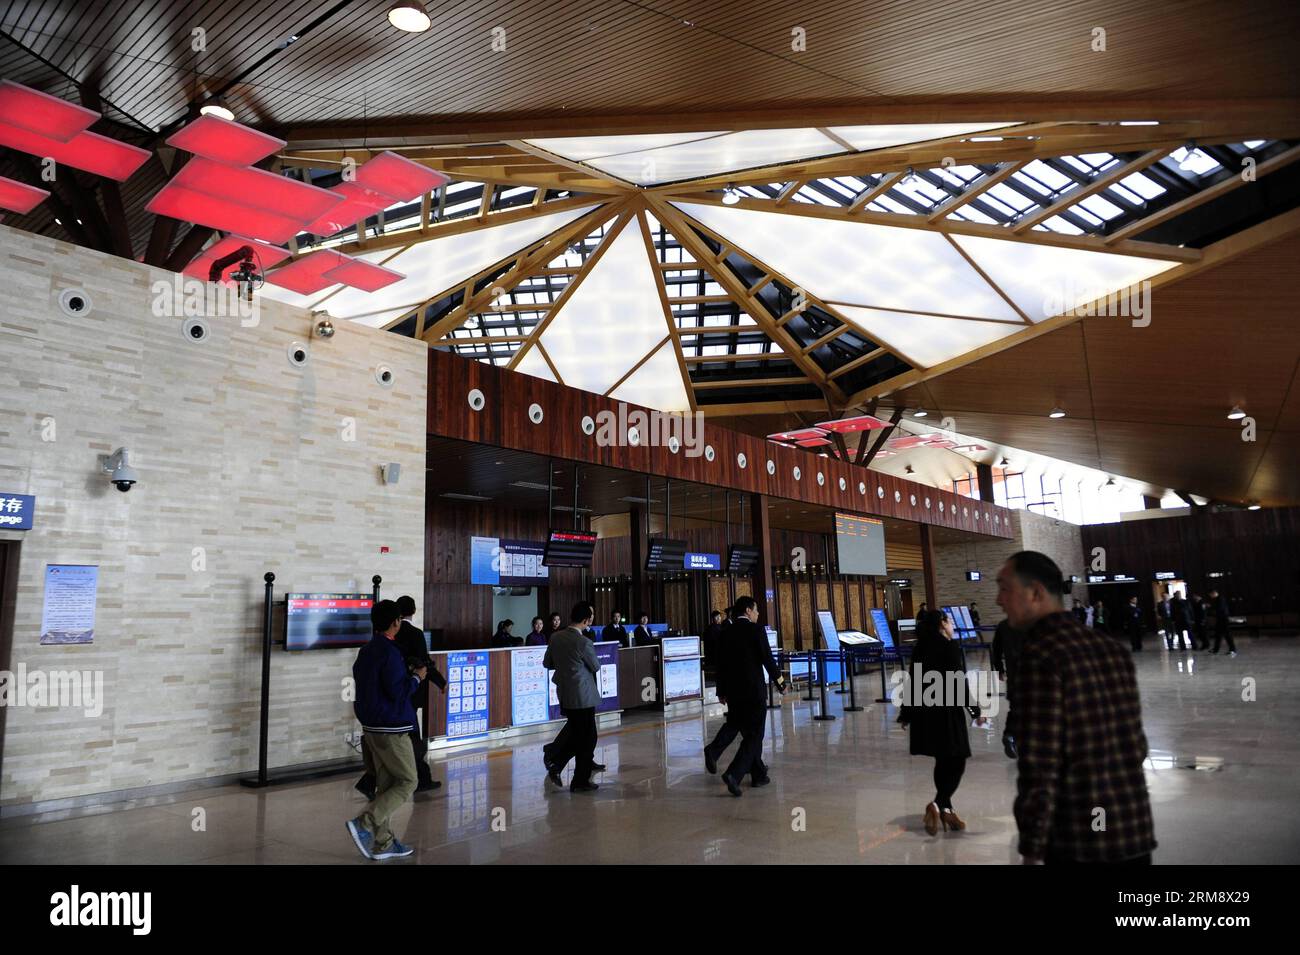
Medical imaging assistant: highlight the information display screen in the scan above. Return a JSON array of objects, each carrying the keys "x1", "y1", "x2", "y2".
[
  {"x1": 661, "y1": 635, "x2": 701, "y2": 659},
  {"x1": 815, "y1": 610, "x2": 842, "y2": 651},
  {"x1": 285, "y1": 594, "x2": 373, "y2": 650},
  {"x1": 834, "y1": 513, "x2": 887, "y2": 576},
  {"x1": 664, "y1": 657, "x2": 702, "y2": 702},
  {"x1": 727, "y1": 545, "x2": 761, "y2": 575},
  {"x1": 869, "y1": 607, "x2": 896, "y2": 649},
  {"x1": 470, "y1": 536, "x2": 549, "y2": 586},
  {"x1": 542, "y1": 529, "x2": 598, "y2": 568},
  {"x1": 645, "y1": 538, "x2": 688, "y2": 571}
]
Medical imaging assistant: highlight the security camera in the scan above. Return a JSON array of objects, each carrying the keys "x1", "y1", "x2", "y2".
[{"x1": 100, "y1": 447, "x2": 138, "y2": 493}]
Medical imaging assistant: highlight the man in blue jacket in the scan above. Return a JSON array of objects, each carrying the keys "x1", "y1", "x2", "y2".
[{"x1": 346, "y1": 599, "x2": 426, "y2": 860}]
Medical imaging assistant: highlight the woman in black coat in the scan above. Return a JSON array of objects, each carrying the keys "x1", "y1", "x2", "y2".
[{"x1": 899, "y1": 610, "x2": 984, "y2": 834}]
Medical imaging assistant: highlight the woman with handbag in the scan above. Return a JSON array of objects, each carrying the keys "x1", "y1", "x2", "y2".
[{"x1": 898, "y1": 609, "x2": 986, "y2": 834}]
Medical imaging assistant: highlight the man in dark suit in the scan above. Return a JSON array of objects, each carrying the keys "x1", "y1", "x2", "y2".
[
  {"x1": 603, "y1": 611, "x2": 630, "y2": 648},
  {"x1": 704, "y1": 595, "x2": 786, "y2": 797},
  {"x1": 356, "y1": 594, "x2": 445, "y2": 798},
  {"x1": 1208, "y1": 590, "x2": 1237, "y2": 656},
  {"x1": 542, "y1": 602, "x2": 602, "y2": 792}
]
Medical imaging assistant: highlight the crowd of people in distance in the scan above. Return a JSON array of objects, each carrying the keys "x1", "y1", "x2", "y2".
[{"x1": 344, "y1": 549, "x2": 1241, "y2": 864}]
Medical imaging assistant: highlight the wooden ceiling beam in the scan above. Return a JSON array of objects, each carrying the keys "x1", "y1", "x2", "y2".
[
  {"x1": 927, "y1": 161, "x2": 1029, "y2": 222},
  {"x1": 693, "y1": 376, "x2": 812, "y2": 390},
  {"x1": 684, "y1": 352, "x2": 791, "y2": 364},
  {"x1": 1012, "y1": 148, "x2": 1172, "y2": 233},
  {"x1": 696, "y1": 399, "x2": 830, "y2": 416}
]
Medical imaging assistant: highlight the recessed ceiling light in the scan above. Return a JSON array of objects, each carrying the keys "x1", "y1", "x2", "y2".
[
  {"x1": 387, "y1": 0, "x2": 431, "y2": 31},
  {"x1": 1049, "y1": 407, "x2": 1066, "y2": 419},
  {"x1": 1247, "y1": 502, "x2": 1261, "y2": 511},
  {"x1": 198, "y1": 97, "x2": 234, "y2": 121},
  {"x1": 1226, "y1": 405, "x2": 1246, "y2": 420},
  {"x1": 912, "y1": 408, "x2": 928, "y2": 418},
  {"x1": 1119, "y1": 120, "x2": 1159, "y2": 126},
  {"x1": 968, "y1": 136, "x2": 1004, "y2": 142}
]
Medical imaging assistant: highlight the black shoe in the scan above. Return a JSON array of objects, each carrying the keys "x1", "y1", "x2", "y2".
[
  {"x1": 570, "y1": 780, "x2": 599, "y2": 793},
  {"x1": 355, "y1": 776, "x2": 376, "y2": 801},
  {"x1": 703, "y1": 747, "x2": 718, "y2": 775},
  {"x1": 751, "y1": 775, "x2": 771, "y2": 788},
  {"x1": 722, "y1": 773, "x2": 743, "y2": 797},
  {"x1": 545, "y1": 769, "x2": 564, "y2": 789},
  {"x1": 591, "y1": 762, "x2": 607, "y2": 773},
  {"x1": 415, "y1": 779, "x2": 441, "y2": 793},
  {"x1": 1002, "y1": 734, "x2": 1018, "y2": 760}
]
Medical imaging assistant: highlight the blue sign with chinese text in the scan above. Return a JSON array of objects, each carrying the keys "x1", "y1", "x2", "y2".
[
  {"x1": 684, "y1": 551, "x2": 721, "y2": 571},
  {"x1": 0, "y1": 493, "x2": 34, "y2": 530}
]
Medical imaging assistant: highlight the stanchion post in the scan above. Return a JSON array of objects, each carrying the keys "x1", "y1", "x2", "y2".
[
  {"x1": 844, "y1": 647, "x2": 863, "y2": 712},
  {"x1": 803, "y1": 649, "x2": 816, "y2": 701},
  {"x1": 814, "y1": 650, "x2": 836, "y2": 721},
  {"x1": 372, "y1": 575, "x2": 382, "y2": 602},
  {"x1": 835, "y1": 643, "x2": 849, "y2": 694},
  {"x1": 875, "y1": 650, "x2": 891, "y2": 703},
  {"x1": 256, "y1": 572, "x2": 274, "y2": 786}
]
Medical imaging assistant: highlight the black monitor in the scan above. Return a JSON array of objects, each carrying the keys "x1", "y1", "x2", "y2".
[
  {"x1": 727, "y1": 544, "x2": 761, "y2": 575},
  {"x1": 645, "y1": 537, "x2": 688, "y2": 572},
  {"x1": 285, "y1": 594, "x2": 373, "y2": 650},
  {"x1": 543, "y1": 529, "x2": 598, "y2": 568}
]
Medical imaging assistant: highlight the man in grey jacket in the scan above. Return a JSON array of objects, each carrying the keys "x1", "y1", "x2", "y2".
[{"x1": 542, "y1": 602, "x2": 601, "y2": 793}]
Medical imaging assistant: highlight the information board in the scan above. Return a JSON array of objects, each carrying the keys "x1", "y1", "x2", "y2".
[
  {"x1": 510, "y1": 646, "x2": 551, "y2": 726},
  {"x1": 470, "y1": 536, "x2": 549, "y2": 586},
  {"x1": 870, "y1": 608, "x2": 895, "y2": 649},
  {"x1": 548, "y1": 642, "x2": 620, "y2": 718},
  {"x1": 40, "y1": 564, "x2": 98, "y2": 645},
  {"x1": 446, "y1": 651, "x2": 490, "y2": 738},
  {"x1": 664, "y1": 657, "x2": 702, "y2": 702},
  {"x1": 684, "y1": 551, "x2": 721, "y2": 571}
]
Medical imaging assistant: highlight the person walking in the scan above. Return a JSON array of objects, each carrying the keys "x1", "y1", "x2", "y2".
[
  {"x1": 1190, "y1": 594, "x2": 1209, "y2": 650},
  {"x1": 899, "y1": 609, "x2": 985, "y2": 833},
  {"x1": 542, "y1": 602, "x2": 602, "y2": 792},
  {"x1": 1209, "y1": 590, "x2": 1238, "y2": 656},
  {"x1": 346, "y1": 599, "x2": 424, "y2": 860},
  {"x1": 1123, "y1": 596, "x2": 1144, "y2": 652},
  {"x1": 1170, "y1": 593, "x2": 1192, "y2": 650},
  {"x1": 996, "y1": 552, "x2": 1155, "y2": 865},
  {"x1": 991, "y1": 616, "x2": 1025, "y2": 759},
  {"x1": 704, "y1": 596, "x2": 786, "y2": 795}
]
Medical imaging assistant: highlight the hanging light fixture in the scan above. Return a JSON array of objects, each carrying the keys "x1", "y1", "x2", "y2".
[
  {"x1": 1177, "y1": 141, "x2": 1202, "y2": 171},
  {"x1": 199, "y1": 96, "x2": 234, "y2": 121},
  {"x1": 722, "y1": 184, "x2": 740, "y2": 205},
  {"x1": 1048, "y1": 407, "x2": 1066, "y2": 419},
  {"x1": 912, "y1": 407, "x2": 928, "y2": 418},
  {"x1": 1226, "y1": 405, "x2": 1246, "y2": 420},
  {"x1": 387, "y1": 0, "x2": 431, "y2": 31}
]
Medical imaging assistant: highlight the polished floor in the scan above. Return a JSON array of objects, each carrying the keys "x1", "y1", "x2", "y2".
[{"x1": 3, "y1": 635, "x2": 1297, "y2": 864}]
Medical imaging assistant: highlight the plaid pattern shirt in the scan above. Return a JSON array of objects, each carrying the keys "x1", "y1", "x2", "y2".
[{"x1": 1014, "y1": 611, "x2": 1156, "y2": 861}]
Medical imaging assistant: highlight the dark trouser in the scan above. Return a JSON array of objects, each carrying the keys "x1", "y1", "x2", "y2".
[
  {"x1": 546, "y1": 707, "x2": 597, "y2": 786},
  {"x1": 722, "y1": 704, "x2": 767, "y2": 782},
  {"x1": 706, "y1": 708, "x2": 768, "y2": 780},
  {"x1": 358, "y1": 729, "x2": 431, "y2": 793},
  {"x1": 1129, "y1": 626, "x2": 1142, "y2": 652},
  {"x1": 1212, "y1": 627, "x2": 1237, "y2": 653},
  {"x1": 1194, "y1": 623, "x2": 1208, "y2": 649},
  {"x1": 933, "y1": 755, "x2": 967, "y2": 810},
  {"x1": 1046, "y1": 850, "x2": 1152, "y2": 865}
]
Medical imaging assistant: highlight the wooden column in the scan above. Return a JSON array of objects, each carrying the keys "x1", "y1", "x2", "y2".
[
  {"x1": 749, "y1": 492, "x2": 775, "y2": 629},
  {"x1": 920, "y1": 523, "x2": 938, "y2": 610},
  {"x1": 629, "y1": 505, "x2": 645, "y2": 617},
  {"x1": 976, "y1": 463, "x2": 996, "y2": 503}
]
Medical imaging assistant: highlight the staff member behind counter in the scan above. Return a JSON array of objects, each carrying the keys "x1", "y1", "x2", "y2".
[
  {"x1": 524, "y1": 616, "x2": 547, "y2": 646},
  {"x1": 603, "y1": 611, "x2": 630, "y2": 647},
  {"x1": 632, "y1": 611, "x2": 654, "y2": 644}
]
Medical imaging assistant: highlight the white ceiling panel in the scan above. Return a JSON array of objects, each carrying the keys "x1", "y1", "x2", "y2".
[{"x1": 834, "y1": 305, "x2": 1025, "y2": 368}]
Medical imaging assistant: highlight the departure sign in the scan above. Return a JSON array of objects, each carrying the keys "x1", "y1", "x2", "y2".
[
  {"x1": 727, "y1": 544, "x2": 761, "y2": 575},
  {"x1": 542, "y1": 529, "x2": 598, "y2": 568},
  {"x1": 684, "y1": 551, "x2": 721, "y2": 571}
]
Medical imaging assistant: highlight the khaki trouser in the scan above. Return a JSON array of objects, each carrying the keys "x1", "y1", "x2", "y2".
[{"x1": 360, "y1": 732, "x2": 417, "y2": 851}]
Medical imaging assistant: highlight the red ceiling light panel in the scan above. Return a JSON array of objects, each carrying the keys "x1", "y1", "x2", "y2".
[
  {"x1": 767, "y1": 427, "x2": 830, "y2": 443},
  {"x1": 795, "y1": 437, "x2": 834, "y2": 448},
  {"x1": 172, "y1": 158, "x2": 343, "y2": 222},
  {"x1": 265, "y1": 250, "x2": 405, "y2": 295},
  {"x1": 165, "y1": 114, "x2": 286, "y2": 166},
  {"x1": 146, "y1": 184, "x2": 307, "y2": 244},
  {"x1": 322, "y1": 256, "x2": 404, "y2": 292},
  {"x1": 0, "y1": 81, "x2": 149, "y2": 181},
  {"x1": 0, "y1": 175, "x2": 50, "y2": 214},
  {"x1": 183, "y1": 235, "x2": 291, "y2": 283},
  {"x1": 0, "y1": 80, "x2": 98, "y2": 141},
  {"x1": 355, "y1": 151, "x2": 449, "y2": 202},
  {"x1": 814, "y1": 414, "x2": 892, "y2": 434},
  {"x1": 304, "y1": 181, "x2": 396, "y2": 236}
]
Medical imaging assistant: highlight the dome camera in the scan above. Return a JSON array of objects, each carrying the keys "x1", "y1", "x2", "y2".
[{"x1": 100, "y1": 447, "x2": 138, "y2": 493}]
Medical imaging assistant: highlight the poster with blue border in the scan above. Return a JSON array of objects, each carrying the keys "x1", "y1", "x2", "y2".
[
  {"x1": 510, "y1": 646, "x2": 551, "y2": 726},
  {"x1": 446, "y1": 650, "x2": 490, "y2": 738},
  {"x1": 40, "y1": 564, "x2": 98, "y2": 645}
]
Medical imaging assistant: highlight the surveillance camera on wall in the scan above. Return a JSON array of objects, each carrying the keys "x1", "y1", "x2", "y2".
[{"x1": 99, "y1": 447, "x2": 138, "y2": 492}]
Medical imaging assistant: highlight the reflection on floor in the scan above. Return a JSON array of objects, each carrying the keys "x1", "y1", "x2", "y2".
[{"x1": 2, "y1": 637, "x2": 1297, "y2": 864}]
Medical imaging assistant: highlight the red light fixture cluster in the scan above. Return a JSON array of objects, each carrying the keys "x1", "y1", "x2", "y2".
[
  {"x1": 265, "y1": 249, "x2": 404, "y2": 296},
  {"x1": 183, "y1": 235, "x2": 292, "y2": 284},
  {"x1": 0, "y1": 175, "x2": 50, "y2": 215},
  {"x1": 766, "y1": 427, "x2": 833, "y2": 448},
  {"x1": 0, "y1": 80, "x2": 150, "y2": 183},
  {"x1": 814, "y1": 414, "x2": 892, "y2": 434}
]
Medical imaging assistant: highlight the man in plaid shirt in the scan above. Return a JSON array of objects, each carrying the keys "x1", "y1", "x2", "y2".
[{"x1": 996, "y1": 551, "x2": 1156, "y2": 865}]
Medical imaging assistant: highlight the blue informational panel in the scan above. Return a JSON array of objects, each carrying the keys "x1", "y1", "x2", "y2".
[
  {"x1": 548, "y1": 642, "x2": 620, "y2": 718},
  {"x1": 664, "y1": 658, "x2": 702, "y2": 701},
  {"x1": 0, "y1": 493, "x2": 35, "y2": 530},
  {"x1": 40, "y1": 564, "x2": 98, "y2": 645},
  {"x1": 446, "y1": 651, "x2": 489, "y2": 738},
  {"x1": 684, "y1": 551, "x2": 721, "y2": 571},
  {"x1": 510, "y1": 646, "x2": 551, "y2": 726},
  {"x1": 870, "y1": 608, "x2": 895, "y2": 649},
  {"x1": 957, "y1": 605, "x2": 976, "y2": 635},
  {"x1": 469, "y1": 536, "x2": 548, "y2": 586}
]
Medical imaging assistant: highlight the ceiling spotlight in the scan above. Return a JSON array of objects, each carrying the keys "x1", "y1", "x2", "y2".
[
  {"x1": 912, "y1": 407, "x2": 928, "y2": 418},
  {"x1": 1247, "y1": 502, "x2": 1261, "y2": 511},
  {"x1": 1048, "y1": 407, "x2": 1066, "y2": 419},
  {"x1": 722, "y1": 185, "x2": 740, "y2": 205},
  {"x1": 999, "y1": 457, "x2": 1010, "y2": 467},
  {"x1": 387, "y1": 0, "x2": 431, "y2": 31},
  {"x1": 904, "y1": 465, "x2": 915, "y2": 474},
  {"x1": 1177, "y1": 141, "x2": 1202, "y2": 171},
  {"x1": 199, "y1": 96, "x2": 234, "y2": 121},
  {"x1": 1226, "y1": 405, "x2": 1246, "y2": 420},
  {"x1": 901, "y1": 166, "x2": 918, "y2": 186}
]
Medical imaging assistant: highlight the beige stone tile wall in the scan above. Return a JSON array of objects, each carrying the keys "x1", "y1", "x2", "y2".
[{"x1": 0, "y1": 226, "x2": 426, "y2": 806}]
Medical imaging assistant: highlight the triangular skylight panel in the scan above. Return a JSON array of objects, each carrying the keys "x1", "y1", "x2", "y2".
[
  {"x1": 826, "y1": 122, "x2": 1022, "y2": 152},
  {"x1": 259, "y1": 203, "x2": 599, "y2": 320},
  {"x1": 534, "y1": 216, "x2": 672, "y2": 395},
  {"x1": 949, "y1": 234, "x2": 1181, "y2": 321},
  {"x1": 674, "y1": 201, "x2": 1020, "y2": 320},
  {"x1": 608, "y1": 340, "x2": 691, "y2": 413},
  {"x1": 834, "y1": 306, "x2": 1025, "y2": 368},
  {"x1": 525, "y1": 132, "x2": 726, "y2": 162},
  {"x1": 512, "y1": 343, "x2": 557, "y2": 383}
]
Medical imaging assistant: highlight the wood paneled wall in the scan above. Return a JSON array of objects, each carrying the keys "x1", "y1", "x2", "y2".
[
  {"x1": 1080, "y1": 507, "x2": 1300, "y2": 620},
  {"x1": 427, "y1": 348, "x2": 1013, "y2": 538}
]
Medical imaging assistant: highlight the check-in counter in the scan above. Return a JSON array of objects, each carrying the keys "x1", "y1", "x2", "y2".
[{"x1": 423, "y1": 640, "x2": 660, "y2": 744}]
